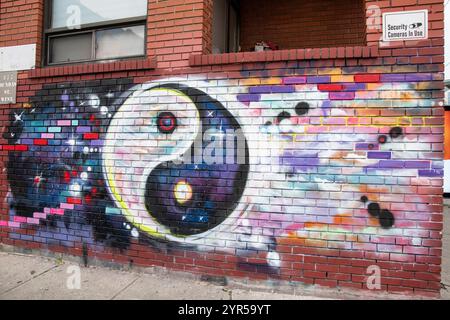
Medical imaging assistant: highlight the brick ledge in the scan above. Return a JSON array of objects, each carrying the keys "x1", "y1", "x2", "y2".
[
  {"x1": 28, "y1": 57, "x2": 157, "y2": 78},
  {"x1": 189, "y1": 46, "x2": 380, "y2": 66}
]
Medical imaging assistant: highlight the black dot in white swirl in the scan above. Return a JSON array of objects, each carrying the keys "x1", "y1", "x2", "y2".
[
  {"x1": 104, "y1": 83, "x2": 250, "y2": 239},
  {"x1": 144, "y1": 84, "x2": 250, "y2": 236}
]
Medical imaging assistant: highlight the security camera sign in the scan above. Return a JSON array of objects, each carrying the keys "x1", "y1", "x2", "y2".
[{"x1": 383, "y1": 10, "x2": 428, "y2": 42}]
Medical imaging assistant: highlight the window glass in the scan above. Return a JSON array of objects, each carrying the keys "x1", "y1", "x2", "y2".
[
  {"x1": 50, "y1": 33, "x2": 92, "y2": 63},
  {"x1": 95, "y1": 25, "x2": 145, "y2": 60},
  {"x1": 212, "y1": 0, "x2": 239, "y2": 54},
  {"x1": 212, "y1": 0, "x2": 228, "y2": 54},
  {"x1": 228, "y1": 5, "x2": 239, "y2": 53},
  {"x1": 51, "y1": 0, "x2": 147, "y2": 29}
]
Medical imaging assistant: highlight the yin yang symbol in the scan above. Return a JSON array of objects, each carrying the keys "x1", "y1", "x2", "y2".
[{"x1": 103, "y1": 81, "x2": 250, "y2": 243}]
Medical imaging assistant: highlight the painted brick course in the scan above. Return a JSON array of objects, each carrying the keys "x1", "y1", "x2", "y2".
[{"x1": 0, "y1": 0, "x2": 445, "y2": 298}]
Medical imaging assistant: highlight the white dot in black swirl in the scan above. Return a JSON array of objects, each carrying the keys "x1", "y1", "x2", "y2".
[{"x1": 144, "y1": 84, "x2": 250, "y2": 236}]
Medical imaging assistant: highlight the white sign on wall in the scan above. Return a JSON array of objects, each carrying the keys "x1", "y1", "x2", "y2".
[
  {"x1": 0, "y1": 44, "x2": 36, "y2": 72},
  {"x1": 383, "y1": 10, "x2": 428, "y2": 42},
  {"x1": 0, "y1": 71, "x2": 17, "y2": 104}
]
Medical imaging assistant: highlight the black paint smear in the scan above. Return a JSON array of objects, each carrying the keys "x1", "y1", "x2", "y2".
[
  {"x1": 82, "y1": 242, "x2": 88, "y2": 267},
  {"x1": 45, "y1": 215, "x2": 58, "y2": 228},
  {"x1": 389, "y1": 127, "x2": 403, "y2": 139},
  {"x1": 367, "y1": 202, "x2": 381, "y2": 217},
  {"x1": 379, "y1": 209, "x2": 395, "y2": 228},
  {"x1": 277, "y1": 111, "x2": 291, "y2": 123},
  {"x1": 295, "y1": 102, "x2": 310, "y2": 116}
]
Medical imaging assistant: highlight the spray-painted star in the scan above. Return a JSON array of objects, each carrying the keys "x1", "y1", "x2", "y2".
[
  {"x1": 13, "y1": 111, "x2": 24, "y2": 123},
  {"x1": 65, "y1": 132, "x2": 78, "y2": 153},
  {"x1": 105, "y1": 91, "x2": 114, "y2": 99},
  {"x1": 32, "y1": 172, "x2": 45, "y2": 188}
]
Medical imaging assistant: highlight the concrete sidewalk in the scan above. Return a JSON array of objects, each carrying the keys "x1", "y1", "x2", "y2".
[
  {"x1": 0, "y1": 201, "x2": 449, "y2": 300},
  {"x1": 0, "y1": 252, "x2": 333, "y2": 300},
  {"x1": 440, "y1": 200, "x2": 450, "y2": 299}
]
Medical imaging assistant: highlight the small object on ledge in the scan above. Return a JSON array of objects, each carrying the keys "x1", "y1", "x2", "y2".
[{"x1": 254, "y1": 41, "x2": 279, "y2": 52}]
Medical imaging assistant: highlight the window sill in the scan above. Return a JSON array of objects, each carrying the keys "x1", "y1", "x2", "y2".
[
  {"x1": 189, "y1": 46, "x2": 379, "y2": 67},
  {"x1": 28, "y1": 57, "x2": 157, "y2": 78}
]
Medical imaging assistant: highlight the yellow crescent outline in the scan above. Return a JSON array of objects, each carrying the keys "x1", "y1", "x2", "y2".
[{"x1": 104, "y1": 87, "x2": 200, "y2": 239}]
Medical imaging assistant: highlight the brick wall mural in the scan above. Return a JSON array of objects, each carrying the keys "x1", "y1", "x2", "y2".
[{"x1": 0, "y1": 66, "x2": 443, "y2": 295}]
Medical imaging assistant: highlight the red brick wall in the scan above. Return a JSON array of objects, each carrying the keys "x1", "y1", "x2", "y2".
[
  {"x1": 147, "y1": 0, "x2": 212, "y2": 69},
  {"x1": 0, "y1": 0, "x2": 43, "y2": 226},
  {"x1": 0, "y1": 0, "x2": 44, "y2": 63},
  {"x1": 0, "y1": 0, "x2": 446, "y2": 298},
  {"x1": 238, "y1": 0, "x2": 367, "y2": 52}
]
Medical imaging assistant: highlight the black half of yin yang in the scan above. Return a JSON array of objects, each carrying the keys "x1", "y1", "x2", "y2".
[{"x1": 145, "y1": 84, "x2": 250, "y2": 236}]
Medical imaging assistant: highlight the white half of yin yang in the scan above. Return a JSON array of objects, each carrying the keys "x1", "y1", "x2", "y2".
[{"x1": 102, "y1": 78, "x2": 260, "y2": 245}]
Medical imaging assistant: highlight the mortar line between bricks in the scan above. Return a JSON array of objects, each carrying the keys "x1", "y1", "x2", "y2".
[
  {"x1": 109, "y1": 276, "x2": 140, "y2": 300},
  {"x1": 0, "y1": 264, "x2": 60, "y2": 297}
]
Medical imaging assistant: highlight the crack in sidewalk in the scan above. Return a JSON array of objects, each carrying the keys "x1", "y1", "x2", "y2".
[
  {"x1": 110, "y1": 276, "x2": 140, "y2": 300},
  {"x1": 0, "y1": 264, "x2": 60, "y2": 297}
]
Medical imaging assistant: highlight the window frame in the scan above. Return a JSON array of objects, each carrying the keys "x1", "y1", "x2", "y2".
[
  {"x1": 212, "y1": 0, "x2": 240, "y2": 54},
  {"x1": 211, "y1": 0, "x2": 367, "y2": 55},
  {"x1": 43, "y1": 0, "x2": 148, "y2": 66},
  {"x1": 226, "y1": 0, "x2": 240, "y2": 53}
]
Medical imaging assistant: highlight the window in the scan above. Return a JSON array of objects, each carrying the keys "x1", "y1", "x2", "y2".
[
  {"x1": 212, "y1": 0, "x2": 366, "y2": 54},
  {"x1": 212, "y1": 0, "x2": 240, "y2": 54},
  {"x1": 44, "y1": 0, "x2": 148, "y2": 65}
]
